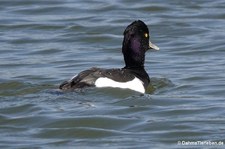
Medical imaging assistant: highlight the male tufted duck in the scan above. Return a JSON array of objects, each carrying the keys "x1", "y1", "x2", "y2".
[{"x1": 59, "y1": 20, "x2": 159, "y2": 93}]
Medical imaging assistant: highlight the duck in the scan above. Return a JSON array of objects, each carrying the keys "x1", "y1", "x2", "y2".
[{"x1": 59, "y1": 20, "x2": 159, "y2": 93}]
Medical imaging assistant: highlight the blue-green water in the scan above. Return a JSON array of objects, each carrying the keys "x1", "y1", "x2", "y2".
[{"x1": 1, "y1": 0, "x2": 225, "y2": 148}]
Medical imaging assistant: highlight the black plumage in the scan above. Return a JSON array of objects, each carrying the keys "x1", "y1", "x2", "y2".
[{"x1": 59, "y1": 20, "x2": 159, "y2": 93}]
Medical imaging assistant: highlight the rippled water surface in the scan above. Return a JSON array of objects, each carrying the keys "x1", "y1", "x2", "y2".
[{"x1": 1, "y1": 0, "x2": 225, "y2": 148}]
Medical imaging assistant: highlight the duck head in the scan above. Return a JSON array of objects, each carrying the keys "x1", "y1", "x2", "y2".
[{"x1": 122, "y1": 20, "x2": 159, "y2": 68}]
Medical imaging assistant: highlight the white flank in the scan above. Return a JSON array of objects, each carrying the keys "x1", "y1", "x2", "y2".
[{"x1": 95, "y1": 77, "x2": 145, "y2": 93}]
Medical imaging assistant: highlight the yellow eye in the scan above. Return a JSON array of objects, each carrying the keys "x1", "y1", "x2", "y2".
[{"x1": 144, "y1": 33, "x2": 148, "y2": 38}]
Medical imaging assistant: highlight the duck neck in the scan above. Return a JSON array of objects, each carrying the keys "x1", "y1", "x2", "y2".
[{"x1": 122, "y1": 39, "x2": 145, "y2": 69}]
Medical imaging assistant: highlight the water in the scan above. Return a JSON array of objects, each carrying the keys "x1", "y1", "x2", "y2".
[{"x1": 1, "y1": 0, "x2": 225, "y2": 148}]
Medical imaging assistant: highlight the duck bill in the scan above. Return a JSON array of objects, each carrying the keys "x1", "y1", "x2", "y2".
[{"x1": 149, "y1": 41, "x2": 160, "y2": 50}]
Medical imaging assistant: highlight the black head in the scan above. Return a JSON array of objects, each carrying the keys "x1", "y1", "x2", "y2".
[{"x1": 122, "y1": 20, "x2": 159, "y2": 68}]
